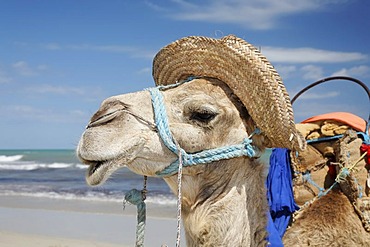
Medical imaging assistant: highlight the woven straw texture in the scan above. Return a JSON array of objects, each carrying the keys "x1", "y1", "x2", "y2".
[{"x1": 152, "y1": 35, "x2": 305, "y2": 151}]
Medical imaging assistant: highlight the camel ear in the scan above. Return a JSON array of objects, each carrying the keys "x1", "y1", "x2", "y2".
[{"x1": 252, "y1": 133, "x2": 272, "y2": 151}]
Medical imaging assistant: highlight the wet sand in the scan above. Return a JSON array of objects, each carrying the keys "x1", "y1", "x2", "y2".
[{"x1": 0, "y1": 195, "x2": 181, "y2": 247}]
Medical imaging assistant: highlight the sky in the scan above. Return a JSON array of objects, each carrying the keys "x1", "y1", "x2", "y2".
[{"x1": 0, "y1": 0, "x2": 369, "y2": 149}]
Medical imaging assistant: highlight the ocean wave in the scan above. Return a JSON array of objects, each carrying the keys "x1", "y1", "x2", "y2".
[
  {"x1": 0, "y1": 162, "x2": 76, "y2": 171},
  {"x1": 76, "y1": 164, "x2": 88, "y2": 169},
  {"x1": 0, "y1": 189, "x2": 177, "y2": 205},
  {"x1": 0, "y1": 190, "x2": 118, "y2": 202},
  {"x1": 0, "y1": 155, "x2": 23, "y2": 162},
  {"x1": 146, "y1": 195, "x2": 177, "y2": 206}
]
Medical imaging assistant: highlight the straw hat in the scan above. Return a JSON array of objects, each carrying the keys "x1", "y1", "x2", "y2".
[{"x1": 152, "y1": 35, "x2": 306, "y2": 151}]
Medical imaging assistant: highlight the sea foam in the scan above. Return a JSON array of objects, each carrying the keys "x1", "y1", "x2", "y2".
[
  {"x1": 0, "y1": 162, "x2": 75, "y2": 171},
  {"x1": 0, "y1": 155, "x2": 23, "y2": 162}
]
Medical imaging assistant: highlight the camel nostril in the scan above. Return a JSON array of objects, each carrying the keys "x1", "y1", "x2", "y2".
[{"x1": 87, "y1": 110, "x2": 122, "y2": 128}]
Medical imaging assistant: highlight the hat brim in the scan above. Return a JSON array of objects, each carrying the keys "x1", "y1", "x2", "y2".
[{"x1": 152, "y1": 35, "x2": 305, "y2": 151}]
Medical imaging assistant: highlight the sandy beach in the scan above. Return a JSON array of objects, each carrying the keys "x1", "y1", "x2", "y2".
[{"x1": 0, "y1": 195, "x2": 181, "y2": 247}]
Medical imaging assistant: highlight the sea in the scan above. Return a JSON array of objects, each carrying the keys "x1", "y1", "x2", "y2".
[
  {"x1": 0, "y1": 149, "x2": 176, "y2": 206},
  {"x1": 0, "y1": 149, "x2": 271, "y2": 206}
]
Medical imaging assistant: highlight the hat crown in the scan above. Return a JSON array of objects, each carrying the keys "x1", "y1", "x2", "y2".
[{"x1": 153, "y1": 35, "x2": 306, "y2": 151}]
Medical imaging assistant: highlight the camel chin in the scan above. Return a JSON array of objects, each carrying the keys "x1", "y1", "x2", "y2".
[
  {"x1": 78, "y1": 144, "x2": 131, "y2": 186},
  {"x1": 78, "y1": 131, "x2": 150, "y2": 186}
]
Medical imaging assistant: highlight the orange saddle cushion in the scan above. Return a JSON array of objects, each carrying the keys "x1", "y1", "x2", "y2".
[{"x1": 301, "y1": 112, "x2": 367, "y2": 133}]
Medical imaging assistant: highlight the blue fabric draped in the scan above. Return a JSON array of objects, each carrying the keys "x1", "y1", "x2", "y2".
[
  {"x1": 267, "y1": 213, "x2": 284, "y2": 246},
  {"x1": 266, "y1": 148, "x2": 299, "y2": 245}
]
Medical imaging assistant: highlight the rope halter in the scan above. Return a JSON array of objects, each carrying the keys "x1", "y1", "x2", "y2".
[
  {"x1": 124, "y1": 78, "x2": 262, "y2": 247},
  {"x1": 147, "y1": 78, "x2": 261, "y2": 177}
]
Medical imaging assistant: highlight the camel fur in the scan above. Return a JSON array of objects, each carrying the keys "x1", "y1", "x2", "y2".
[
  {"x1": 77, "y1": 77, "x2": 370, "y2": 246},
  {"x1": 286, "y1": 127, "x2": 370, "y2": 246},
  {"x1": 78, "y1": 78, "x2": 269, "y2": 246},
  {"x1": 284, "y1": 190, "x2": 370, "y2": 247}
]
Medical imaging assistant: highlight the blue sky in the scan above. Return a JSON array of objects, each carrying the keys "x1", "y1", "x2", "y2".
[{"x1": 0, "y1": 0, "x2": 369, "y2": 149}]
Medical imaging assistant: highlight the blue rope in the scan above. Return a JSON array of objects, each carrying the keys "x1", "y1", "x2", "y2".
[
  {"x1": 302, "y1": 172, "x2": 326, "y2": 196},
  {"x1": 366, "y1": 122, "x2": 370, "y2": 144},
  {"x1": 148, "y1": 87, "x2": 177, "y2": 153},
  {"x1": 306, "y1": 131, "x2": 370, "y2": 145},
  {"x1": 156, "y1": 76, "x2": 199, "y2": 90},
  {"x1": 124, "y1": 189, "x2": 146, "y2": 247},
  {"x1": 158, "y1": 138, "x2": 257, "y2": 176},
  {"x1": 301, "y1": 166, "x2": 363, "y2": 199},
  {"x1": 147, "y1": 84, "x2": 260, "y2": 177},
  {"x1": 335, "y1": 167, "x2": 363, "y2": 198}
]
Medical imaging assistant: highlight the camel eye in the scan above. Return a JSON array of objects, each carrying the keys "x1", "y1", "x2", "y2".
[{"x1": 190, "y1": 110, "x2": 217, "y2": 123}]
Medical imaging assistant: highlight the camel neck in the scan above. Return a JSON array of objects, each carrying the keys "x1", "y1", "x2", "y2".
[{"x1": 164, "y1": 157, "x2": 268, "y2": 246}]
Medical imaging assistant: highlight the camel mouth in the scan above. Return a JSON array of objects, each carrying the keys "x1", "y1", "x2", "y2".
[
  {"x1": 87, "y1": 161, "x2": 105, "y2": 176},
  {"x1": 84, "y1": 159, "x2": 118, "y2": 186}
]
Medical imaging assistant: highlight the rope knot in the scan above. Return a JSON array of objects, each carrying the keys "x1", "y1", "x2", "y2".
[
  {"x1": 243, "y1": 138, "x2": 252, "y2": 146},
  {"x1": 123, "y1": 179, "x2": 147, "y2": 247},
  {"x1": 242, "y1": 138, "x2": 257, "y2": 157},
  {"x1": 125, "y1": 189, "x2": 146, "y2": 205},
  {"x1": 335, "y1": 167, "x2": 350, "y2": 183}
]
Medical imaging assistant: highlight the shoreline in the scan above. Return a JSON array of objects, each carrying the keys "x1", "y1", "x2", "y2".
[
  {"x1": 0, "y1": 194, "x2": 177, "y2": 217},
  {"x1": 0, "y1": 194, "x2": 181, "y2": 247}
]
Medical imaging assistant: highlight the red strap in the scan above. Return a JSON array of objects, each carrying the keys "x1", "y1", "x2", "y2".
[
  {"x1": 360, "y1": 144, "x2": 370, "y2": 165},
  {"x1": 327, "y1": 164, "x2": 337, "y2": 178}
]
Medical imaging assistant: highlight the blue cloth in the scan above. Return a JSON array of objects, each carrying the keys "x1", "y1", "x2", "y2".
[
  {"x1": 266, "y1": 148, "x2": 299, "y2": 245},
  {"x1": 267, "y1": 213, "x2": 284, "y2": 246}
]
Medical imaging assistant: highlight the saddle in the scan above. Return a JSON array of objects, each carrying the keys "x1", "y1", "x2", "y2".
[{"x1": 292, "y1": 112, "x2": 370, "y2": 231}]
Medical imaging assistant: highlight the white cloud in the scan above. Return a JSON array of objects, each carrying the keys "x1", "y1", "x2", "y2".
[
  {"x1": 44, "y1": 43, "x2": 62, "y2": 50},
  {"x1": 42, "y1": 41, "x2": 367, "y2": 66},
  {"x1": 300, "y1": 65, "x2": 324, "y2": 81},
  {"x1": 137, "y1": 67, "x2": 151, "y2": 74},
  {"x1": 0, "y1": 105, "x2": 88, "y2": 123},
  {"x1": 69, "y1": 109, "x2": 88, "y2": 117},
  {"x1": 43, "y1": 43, "x2": 155, "y2": 59},
  {"x1": 148, "y1": 0, "x2": 348, "y2": 30},
  {"x1": 12, "y1": 61, "x2": 38, "y2": 76},
  {"x1": 0, "y1": 69, "x2": 12, "y2": 84},
  {"x1": 26, "y1": 84, "x2": 106, "y2": 101},
  {"x1": 12, "y1": 61, "x2": 48, "y2": 76},
  {"x1": 293, "y1": 99, "x2": 366, "y2": 122},
  {"x1": 263, "y1": 47, "x2": 367, "y2": 63},
  {"x1": 274, "y1": 65, "x2": 297, "y2": 79},
  {"x1": 331, "y1": 65, "x2": 370, "y2": 77},
  {"x1": 37, "y1": 64, "x2": 48, "y2": 71},
  {"x1": 7, "y1": 105, "x2": 40, "y2": 115},
  {"x1": 29, "y1": 84, "x2": 86, "y2": 95},
  {"x1": 144, "y1": 0, "x2": 168, "y2": 11},
  {"x1": 298, "y1": 91, "x2": 340, "y2": 100},
  {"x1": 68, "y1": 44, "x2": 136, "y2": 53},
  {"x1": 13, "y1": 41, "x2": 28, "y2": 47}
]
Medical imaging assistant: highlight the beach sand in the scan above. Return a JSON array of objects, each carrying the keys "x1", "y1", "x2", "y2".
[{"x1": 0, "y1": 195, "x2": 182, "y2": 247}]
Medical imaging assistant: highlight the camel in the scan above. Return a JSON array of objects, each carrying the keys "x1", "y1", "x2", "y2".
[
  {"x1": 78, "y1": 77, "x2": 271, "y2": 246},
  {"x1": 283, "y1": 126, "x2": 370, "y2": 246},
  {"x1": 76, "y1": 35, "x2": 370, "y2": 246}
]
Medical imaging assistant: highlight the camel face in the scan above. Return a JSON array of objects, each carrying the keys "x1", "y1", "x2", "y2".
[
  {"x1": 77, "y1": 78, "x2": 252, "y2": 186},
  {"x1": 77, "y1": 90, "x2": 176, "y2": 185}
]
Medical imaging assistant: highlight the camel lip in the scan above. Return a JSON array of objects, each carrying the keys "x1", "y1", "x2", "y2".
[
  {"x1": 85, "y1": 159, "x2": 114, "y2": 186},
  {"x1": 88, "y1": 161, "x2": 105, "y2": 176}
]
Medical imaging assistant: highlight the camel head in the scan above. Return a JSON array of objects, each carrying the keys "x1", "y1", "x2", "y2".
[
  {"x1": 77, "y1": 35, "x2": 306, "y2": 246},
  {"x1": 77, "y1": 35, "x2": 305, "y2": 187},
  {"x1": 77, "y1": 77, "x2": 264, "y2": 186}
]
